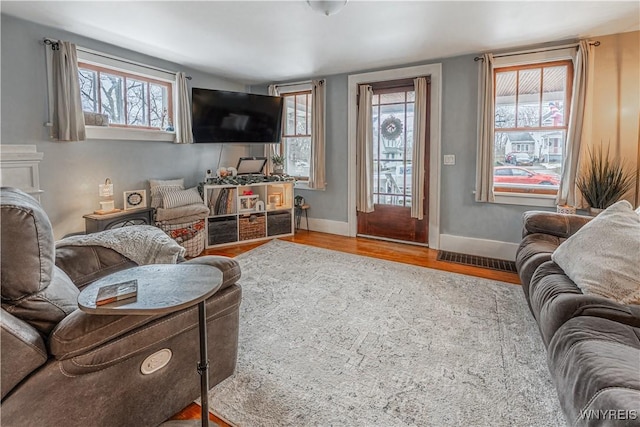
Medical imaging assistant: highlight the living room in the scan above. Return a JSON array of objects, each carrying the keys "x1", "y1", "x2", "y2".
[{"x1": 1, "y1": 1, "x2": 639, "y2": 426}]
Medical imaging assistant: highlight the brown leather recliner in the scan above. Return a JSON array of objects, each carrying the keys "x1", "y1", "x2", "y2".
[{"x1": 1, "y1": 187, "x2": 242, "y2": 426}]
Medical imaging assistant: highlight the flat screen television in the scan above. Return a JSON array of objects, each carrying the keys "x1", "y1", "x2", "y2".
[{"x1": 192, "y1": 88, "x2": 283, "y2": 144}]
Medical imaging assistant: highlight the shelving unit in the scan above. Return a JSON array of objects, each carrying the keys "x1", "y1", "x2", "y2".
[{"x1": 203, "y1": 181, "x2": 294, "y2": 248}]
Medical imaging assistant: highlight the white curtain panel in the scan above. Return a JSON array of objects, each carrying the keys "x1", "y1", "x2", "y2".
[
  {"x1": 174, "y1": 72, "x2": 193, "y2": 144},
  {"x1": 411, "y1": 77, "x2": 428, "y2": 219},
  {"x1": 51, "y1": 41, "x2": 85, "y2": 141},
  {"x1": 356, "y1": 84, "x2": 374, "y2": 213},
  {"x1": 556, "y1": 40, "x2": 594, "y2": 208},
  {"x1": 265, "y1": 84, "x2": 281, "y2": 175},
  {"x1": 308, "y1": 80, "x2": 326, "y2": 189},
  {"x1": 475, "y1": 53, "x2": 495, "y2": 202}
]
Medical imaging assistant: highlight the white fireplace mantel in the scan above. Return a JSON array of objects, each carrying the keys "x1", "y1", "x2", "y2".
[{"x1": 0, "y1": 145, "x2": 44, "y2": 201}]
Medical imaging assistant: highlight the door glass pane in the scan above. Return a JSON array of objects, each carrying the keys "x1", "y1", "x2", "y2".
[{"x1": 371, "y1": 89, "x2": 414, "y2": 206}]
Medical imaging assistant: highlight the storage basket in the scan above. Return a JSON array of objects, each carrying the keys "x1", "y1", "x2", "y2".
[{"x1": 157, "y1": 219, "x2": 206, "y2": 257}]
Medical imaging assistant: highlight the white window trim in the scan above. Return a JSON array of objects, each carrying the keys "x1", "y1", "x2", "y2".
[
  {"x1": 45, "y1": 42, "x2": 177, "y2": 142},
  {"x1": 491, "y1": 47, "x2": 576, "y2": 206}
]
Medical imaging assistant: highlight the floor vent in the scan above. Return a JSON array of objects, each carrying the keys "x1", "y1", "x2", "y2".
[{"x1": 436, "y1": 251, "x2": 518, "y2": 273}]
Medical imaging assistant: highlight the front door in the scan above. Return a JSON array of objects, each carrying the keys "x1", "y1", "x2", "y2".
[{"x1": 357, "y1": 80, "x2": 430, "y2": 244}]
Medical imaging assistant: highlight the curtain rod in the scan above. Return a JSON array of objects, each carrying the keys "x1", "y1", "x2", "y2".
[
  {"x1": 274, "y1": 79, "x2": 313, "y2": 88},
  {"x1": 43, "y1": 38, "x2": 192, "y2": 80},
  {"x1": 473, "y1": 41, "x2": 600, "y2": 61}
]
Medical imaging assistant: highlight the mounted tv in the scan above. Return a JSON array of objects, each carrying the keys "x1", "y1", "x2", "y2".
[{"x1": 192, "y1": 88, "x2": 283, "y2": 144}]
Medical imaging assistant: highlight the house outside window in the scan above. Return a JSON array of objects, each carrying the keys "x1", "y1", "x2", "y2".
[
  {"x1": 280, "y1": 90, "x2": 312, "y2": 179},
  {"x1": 78, "y1": 62, "x2": 173, "y2": 130},
  {"x1": 493, "y1": 59, "x2": 573, "y2": 196}
]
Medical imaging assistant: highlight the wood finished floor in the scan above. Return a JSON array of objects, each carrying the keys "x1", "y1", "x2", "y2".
[{"x1": 170, "y1": 230, "x2": 521, "y2": 423}]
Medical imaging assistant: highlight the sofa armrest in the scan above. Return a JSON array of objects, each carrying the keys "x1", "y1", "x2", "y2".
[
  {"x1": 51, "y1": 286, "x2": 241, "y2": 374},
  {"x1": 181, "y1": 256, "x2": 241, "y2": 292},
  {"x1": 55, "y1": 246, "x2": 137, "y2": 290},
  {"x1": 1, "y1": 309, "x2": 48, "y2": 399},
  {"x1": 522, "y1": 211, "x2": 591, "y2": 239}
]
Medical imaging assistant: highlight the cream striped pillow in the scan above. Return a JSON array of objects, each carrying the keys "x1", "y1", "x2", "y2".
[
  {"x1": 149, "y1": 178, "x2": 184, "y2": 208},
  {"x1": 160, "y1": 187, "x2": 204, "y2": 209}
]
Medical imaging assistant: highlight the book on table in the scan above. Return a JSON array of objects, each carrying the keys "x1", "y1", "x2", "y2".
[{"x1": 95, "y1": 279, "x2": 138, "y2": 306}]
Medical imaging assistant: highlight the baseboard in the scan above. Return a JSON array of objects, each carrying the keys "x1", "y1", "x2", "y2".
[
  {"x1": 303, "y1": 217, "x2": 350, "y2": 236},
  {"x1": 439, "y1": 234, "x2": 519, "y2": 262}
]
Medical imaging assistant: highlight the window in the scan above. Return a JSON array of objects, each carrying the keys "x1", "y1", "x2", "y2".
[
  {"x1": 371, "y1": 85, "x2": 415, "y2": 207},
  {"x1": 280, "y1": 90, "x2": 312, "y2": 179},
  {"x1": 78, "y1": 62, "x2": 173, "y2": 130},
  {"x1": 493, "y1": 60, "x2": 573, "y2": 196}
]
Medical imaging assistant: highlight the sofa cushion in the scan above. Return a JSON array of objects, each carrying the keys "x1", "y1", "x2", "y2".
[
  {"x1": 1, "y1": 309, "x2": 47, "y2": 399},
  {"x1": 551, "y1": 200, "x2": 640, "y2": 305},
  {"x1": 547, "y1": 316, "x2": 640, "y2": 426},
  {"x1": 1, "y1": 188, "x2": 56, "y2": 300},
  {"x1": 1, "y1": 188, "x2": 80, "y2": 335}
]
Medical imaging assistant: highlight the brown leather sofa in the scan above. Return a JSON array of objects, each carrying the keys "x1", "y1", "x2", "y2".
[
  {"x1": 1, "y1": 187, "x2": 242, "y2": 426},
  {"x1": 516, "y1": 211, "x2": 640, "y2": 426}
]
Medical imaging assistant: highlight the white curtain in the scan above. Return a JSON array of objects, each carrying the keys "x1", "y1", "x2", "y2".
[
  {"x1": 308, "y1": 79, "x2": 326, "y2": 189},
  {"x1": 356, "y1": 84, "x2": 374, "y2": 213},
  {"x1": 411, "y1": 77, "x2": 428, "y2": 219},
  {"x1": 174, "y1": 72, "x2": 193, "y2": 144},
  {"x1": 51, "y1": 40, "x2": 85, "y2": 141},
  {"x1": 265, "y1": 84, "x2": 281, "y2": 174},
  {"x1": 475, "y1": 53, "x2": 495, "y2": 202},
  {"x1": 556, "y1": 40, "x2": 594, "y2": 207}
]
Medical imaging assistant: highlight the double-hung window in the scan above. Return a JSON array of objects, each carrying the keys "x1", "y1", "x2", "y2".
[
  {"x1": 492, "y1": 53, "x2": 574, "y2": 201},
  {"x1": 280, "y1": 90, "x2": 312, "y2": 180}
]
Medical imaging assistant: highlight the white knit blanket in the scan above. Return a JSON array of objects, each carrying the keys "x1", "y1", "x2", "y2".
[{"x1": 56, "y1": 225, "x2": 186, "y2": 265}]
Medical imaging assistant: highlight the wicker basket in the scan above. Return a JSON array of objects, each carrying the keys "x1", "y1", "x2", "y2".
[{"x1": 157, "y1": 219, "x2": 206, "y2": 257}]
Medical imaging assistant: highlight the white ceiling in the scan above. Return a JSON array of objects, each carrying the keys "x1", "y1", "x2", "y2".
[{"x1": 2, "y1": 1, "x2": 639, "y2": 85}]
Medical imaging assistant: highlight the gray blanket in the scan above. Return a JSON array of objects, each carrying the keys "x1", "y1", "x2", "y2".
[{"x1": 56, "y1": 225, "x2": 186, "y2": 265}]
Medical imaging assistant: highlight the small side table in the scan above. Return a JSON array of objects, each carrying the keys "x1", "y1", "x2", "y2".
[
  {"x1": 295, "y1": 204, "x2": 310, "y2": 231},
  {"x1": 78, "y1": 264, "x2": 223, "y2": 427},
  {"x1": 83, "y1": 207, "x2": 154, "y2": 233}
]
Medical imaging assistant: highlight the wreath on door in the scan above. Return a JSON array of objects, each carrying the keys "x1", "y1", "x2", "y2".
[{"x1": 381, "y1": 116, "x2": 403, "y2": 140}]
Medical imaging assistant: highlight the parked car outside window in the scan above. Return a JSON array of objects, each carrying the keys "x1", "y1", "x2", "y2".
[{"x1": 493, "y1": 166, "x2": 559, "y2": 186}]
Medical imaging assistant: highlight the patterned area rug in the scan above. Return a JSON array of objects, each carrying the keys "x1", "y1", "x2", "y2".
[{"x1": 209, "y1": 240, "x2": 564, "y2": 426}]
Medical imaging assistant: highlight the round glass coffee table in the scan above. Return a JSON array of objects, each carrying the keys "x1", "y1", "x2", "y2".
[{"x1": 78, "y1": 264, "x2": 223, "y2": 427}]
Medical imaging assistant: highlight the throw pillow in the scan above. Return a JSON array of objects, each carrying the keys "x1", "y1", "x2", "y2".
[
  {"x1": 552, "y1": 200, "x2": 640, "y2": 304},
  {"x1": 149, "y1": 178, "x2": 184, "y2": 209},
  {"x1": 160, "y1": 187, "x2": 204, "y2": 209}
]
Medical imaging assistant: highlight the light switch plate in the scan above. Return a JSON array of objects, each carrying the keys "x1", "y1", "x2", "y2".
[{"x1": 443, "y1": 154, "x2": 455, "y2": 165}]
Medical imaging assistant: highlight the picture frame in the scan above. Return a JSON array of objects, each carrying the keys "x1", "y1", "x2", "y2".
[
  {"x1": 123, "y1": 190, "x2": 147, "y2": 210},
  {"x1": 268, "y1": 193, "x2": 283, "y2": 207},
  {"x1": 239, "y1": 195, "x2": 259, "y2": 213}
]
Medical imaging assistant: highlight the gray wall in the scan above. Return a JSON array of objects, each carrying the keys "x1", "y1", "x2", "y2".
[
  {"x1": 1, "y1": 14, "x2": 250, "y2": 239},
  {"x1": 253, "y1": 56, "x2": 557, "y2": 244}
]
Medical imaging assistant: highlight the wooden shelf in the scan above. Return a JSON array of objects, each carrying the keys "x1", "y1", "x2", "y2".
[{"x1": 203, "y1": 182, "x2": 294, "y2": 248}]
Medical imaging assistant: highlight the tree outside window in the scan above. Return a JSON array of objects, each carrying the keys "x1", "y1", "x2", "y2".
[{"x1": 78, "y1": 62, "x2": 173, "y2": 130}]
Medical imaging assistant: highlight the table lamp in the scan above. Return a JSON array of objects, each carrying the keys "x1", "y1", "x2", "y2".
[{"x1": 97, "y1": 178, "x2": 117, "y2": 214}]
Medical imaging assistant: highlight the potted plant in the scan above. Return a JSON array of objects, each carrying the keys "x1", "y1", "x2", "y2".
[
  {"x1": 271, "y1": 154, "x2": 285, "y2": 175},
  {"x1": 576, "y1": 145, "x2": 634, "y2": 215}
]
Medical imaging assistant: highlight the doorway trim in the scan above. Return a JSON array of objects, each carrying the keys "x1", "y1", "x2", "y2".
[{"x1": 347, "y1": 63, "x2": 442, "y2": 249}]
